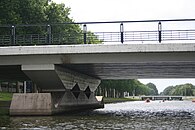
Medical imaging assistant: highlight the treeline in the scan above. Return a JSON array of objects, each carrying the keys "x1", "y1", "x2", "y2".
[
  {"x1": 96, "y1": 80, "x2": 158, "y2": 98},
  {"x1": 0, "y1": 0, "x2": 100, "y2": 44},
  {"x1": 162, "y1": 83, "x2": 195, "y2": 96}
]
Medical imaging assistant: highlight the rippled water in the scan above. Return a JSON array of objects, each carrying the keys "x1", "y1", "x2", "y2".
[{"x1": 1, "y1": 101, "x2": 195, "y2": 130}]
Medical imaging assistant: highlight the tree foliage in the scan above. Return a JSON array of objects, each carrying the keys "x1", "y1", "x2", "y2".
[
  {"x1": 0, "y1": 0, "x2": 99, "y2": 44},
  {"x1": 146, "y1": 83, "x2": 158, "y2": 95},
  {"x1": 162, "y1": 83, "x2": 195, "y2": 96},
  {"x1": 97, "y1": 79, "x2": 158, "y2": 98},
  {"x1": 0, "y1": 0, "x2": 48, "y2": 25}
]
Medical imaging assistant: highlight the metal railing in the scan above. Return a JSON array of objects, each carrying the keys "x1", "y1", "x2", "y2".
[{"x1": 0, "y1": 19, "x2": 195, "y2": 46}]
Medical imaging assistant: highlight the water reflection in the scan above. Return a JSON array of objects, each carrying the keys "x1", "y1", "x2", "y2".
[{"x1": 1, "y1": 101, "x2": 195, "y2": 130}]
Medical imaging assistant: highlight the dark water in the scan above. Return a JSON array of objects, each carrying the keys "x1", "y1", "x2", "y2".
[{"x1": 1, "y1": 101, "x2": 195, "y2": 130}]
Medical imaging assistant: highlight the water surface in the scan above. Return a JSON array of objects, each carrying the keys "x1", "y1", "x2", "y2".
[{"x1": 1, "y1": 101, "x2": 195, "y2": 130}]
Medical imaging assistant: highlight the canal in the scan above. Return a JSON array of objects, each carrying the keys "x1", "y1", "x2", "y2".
[{"x1": 1, "y1": 100, "x2": 195, "y2": 129}]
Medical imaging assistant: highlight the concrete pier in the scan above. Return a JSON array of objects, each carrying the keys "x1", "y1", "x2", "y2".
[
  {"x1": 10, "y1": 65, "x2": 103, "y2": 115},
  {"x1": 10, "y1": 93, "x2": 52, "y2": 116},
  {"x1": 10, "y1": 93, "x2": 103, "y2": 116}
]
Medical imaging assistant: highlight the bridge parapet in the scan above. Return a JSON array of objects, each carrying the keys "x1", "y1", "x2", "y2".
[{"x1": 1, "y1": 19, "x2": 195, "y2": 45}]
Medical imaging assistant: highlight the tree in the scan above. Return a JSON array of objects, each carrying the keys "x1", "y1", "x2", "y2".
[
  {"x1": 98, "y1": 79, "x2": 154, "y2": 98},
  {"x1": 0, "y1": 0, "x2": 100, "y2": 44},
  {"x1": 162, "y1": 83, "x2": 195, "y2": 96},
  {"x1": 146, "y1": 83, "x2": 158, "y2": 95},
  {"x1": 0, "y1": 0, "x2": 48, "y2": 25}
]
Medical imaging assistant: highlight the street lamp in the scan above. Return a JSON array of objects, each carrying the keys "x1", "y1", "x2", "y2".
[
  {"x1": 158, "y1": 22, "x2": 162, "y2": 43},
  {"x1": 83, "y1": 24, "x2": 87, "y2": 44},
  {"x1": 120, "y1": 23, "x2": 124, "y2": 43}
]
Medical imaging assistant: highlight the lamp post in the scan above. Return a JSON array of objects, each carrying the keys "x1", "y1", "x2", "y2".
[
  {"x1": 83, "y1": 24, "x2": 87, "y2": 44},
  {"x1": 120, "y1": 23, "x2": 124, "y2": 43},
  {"x1": 47, "y1": 24, "x2": 51, "y2": 44},
  {"x1": 11, "y1": 25, "x2": 16, "y2": 45},
  {"x1": 158, "y1": 22, "x2": 162, "y2": 43}
]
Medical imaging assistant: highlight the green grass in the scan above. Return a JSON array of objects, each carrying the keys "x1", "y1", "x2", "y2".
[
  {"x1": 0, "y1": 93, "x2": 12, "y2": 115},
  {"x1": 104, "y1": 97, "x2": 140, "y2": 104},
  {"x1": 0, "y1": 92, "x2": 13, "y2": 101}
]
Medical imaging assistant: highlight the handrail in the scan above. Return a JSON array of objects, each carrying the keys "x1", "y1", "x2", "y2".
[
  {"x1": 1, "y1": 18, "x2": 195, "y2": 27},
  {"x1": 1, "y1": 19, "x2": 195, "y2": 45}
]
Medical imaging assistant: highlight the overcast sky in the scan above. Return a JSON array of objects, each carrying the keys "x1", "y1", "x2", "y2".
[
  {"x1": 55, "y1": 0, "x2": 195, "y2": 21},
  {"x1": 54, "y1": 0, "x2": 195, "y2": 92}
]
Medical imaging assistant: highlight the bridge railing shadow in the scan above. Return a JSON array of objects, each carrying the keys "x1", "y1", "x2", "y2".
[{"x1": 1, "y1": 19, "x2": 195, "y2": 46}]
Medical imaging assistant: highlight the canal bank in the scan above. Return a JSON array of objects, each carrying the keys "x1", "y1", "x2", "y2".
[
  {"x1": 0, "y1": 92, "x2": 12, "y2": 115},
  {"x1": 104, "y1": 97, "x2": 140, "y2": 104}
]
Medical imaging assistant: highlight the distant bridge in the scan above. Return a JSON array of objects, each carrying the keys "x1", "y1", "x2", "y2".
[
  {"x1": 141, "y1": 96, "x2": 183, "y2": 101},
  {"x1": 0, "y1": 19, "x2": 195, "y2": 115}
]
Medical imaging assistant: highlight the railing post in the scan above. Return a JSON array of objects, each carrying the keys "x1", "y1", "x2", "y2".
[
  {"x1": 158, "y1": 22, "x2": 162, "y2": 43},
  {"x1": 83, "y1": 24, "x2": 87, "y2": 44},
  {"x1": 11, "y1": 25, "x2": 16, "y2": 45},
  {"x1": 120, "y1": 23, "x2": 124, "y2": 43},
  {"x1": 47, "y1": 24, "x2": 51, "y2": 44}
]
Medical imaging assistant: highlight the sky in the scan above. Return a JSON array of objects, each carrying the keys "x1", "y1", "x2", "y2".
[
  {"x1": 54, "y1": 0, "x2": 195, "y2": 21},
  {"x1": 53, "y1": 0, "x2": 195, "y2": 93}
]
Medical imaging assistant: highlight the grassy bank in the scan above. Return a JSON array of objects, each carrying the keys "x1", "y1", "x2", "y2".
[
  {"x1": 104, "y1": 97, "x2": 141, "y2": 104},
  {"x1": 0, "y1": 92, "x2": 13, "y2": 101},
  {"x1": 0, "y1": 92, "x2": 12, "y2": 115}
]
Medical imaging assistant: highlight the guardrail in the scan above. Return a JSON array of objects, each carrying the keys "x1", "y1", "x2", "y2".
[{"x1": 0, "y1": 19, "x2": 195, "y2": 46}]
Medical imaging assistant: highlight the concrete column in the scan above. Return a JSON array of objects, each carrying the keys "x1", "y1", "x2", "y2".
[
  {"x1": 23, "y1": 81, "x2": 26, "y2": 93},
  {"x1": 113, "y1": 89, "x2": 115, "y2": 98},
  {"x1": 116, "y1": 91, "x2": 119, "y2": 98},
  {"x1": 104, "y1": 88, "x2": 107, "y2": 97}
]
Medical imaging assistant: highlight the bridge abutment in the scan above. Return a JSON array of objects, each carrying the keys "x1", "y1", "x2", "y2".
[{"x1": 10, "y1": 64, "x2": 103, "y2": 116}]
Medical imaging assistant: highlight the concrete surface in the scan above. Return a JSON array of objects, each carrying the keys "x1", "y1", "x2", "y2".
[
  {"x1": 0, "y1": 43, "x2": 195, "y2": 56},
  {"x1": 0, "y1": 44, "x2": 195, "y2": 79},
  {"x1": 10, "y1": 93, "x2": 52, "y2": 116}
]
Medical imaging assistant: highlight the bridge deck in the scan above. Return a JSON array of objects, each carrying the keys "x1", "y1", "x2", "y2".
[{"x1": 0, "y1": 43, "x2": 195, "y2": 80}]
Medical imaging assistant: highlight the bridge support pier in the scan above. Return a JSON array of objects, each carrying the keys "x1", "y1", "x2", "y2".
[{"x1": 10, "y1": 65, "x2": 104, "y2": 116}]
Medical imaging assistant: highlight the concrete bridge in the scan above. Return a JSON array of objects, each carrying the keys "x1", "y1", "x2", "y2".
[
  {"x1": 1, "y1": 19, "x2": 195, "y2": 115},
  {"x1": 0, "y1": 43, "x2": 195, "y2": 115}
]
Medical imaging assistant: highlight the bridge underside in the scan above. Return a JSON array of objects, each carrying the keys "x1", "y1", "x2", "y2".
[
  {"x1": 0, "y1": 62, "x2": 195, "y2": 81},
  {"x1": 0, "y1": 65, "x2": 29, "y2": 81},
  {"x1": 59, "y1": 62, "x2": 195, "y2": 79}
]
